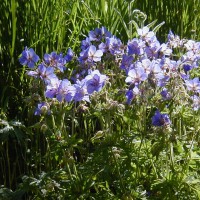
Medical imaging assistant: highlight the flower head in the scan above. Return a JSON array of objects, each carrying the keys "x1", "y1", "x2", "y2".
[
  {"x1": 125, "y1": 66, "x2": 148, "y2": 86},
  {"x1": 185, "y1": 77, "x2": 200, "y2": 93},
  {"x1": 45, "y1": 77, "x2": 61, "y2": 99},
  {"x1": 191, "y1": 95, "x2": 200, "y2": 111},
  {"x1": 44, "y1": 52, "x2": 66, "y2": 72},
  {"x1": 127, "y1": 38, "x2": 144, "y2": 56},
  {"x1": 74, "y1": 79, "x2": 90, "y2": 102},
  {"x1": 85, "y1": 70, "x2": 107, "y2": 94},
  {"x1": 120, "y1": 54, "x2": 134, "y2": 73},
  {"x1": 64, "y1": 48, "x2": 74, "y2": 62},
  {"x1": 160, "y1": 88, "x2": 171, "y2": 100},
  {"x1": 19, "y1": 47, "x2": 39, "y2": 68},
  {"x1": 89, "y1": 27, "x2": 112, "y2": 42},
  {"x1": 56, "y1": 79, "x2": 76, "y2": 102},
  {"x1": 152, "y1": 110, "x2": 171, "y2": 126},
  {"x1": 78, "y1": 45, "x2": 103, "y2": 66},
  {"x1": 34, "y1": 102, "x2": 50, "y2": 115},
  {"x1": 125, "y1": 87, "x2": 140, "y2": 104},
  {"x1": 27, "y1": 64, "x2": 57, "y2": 83}
]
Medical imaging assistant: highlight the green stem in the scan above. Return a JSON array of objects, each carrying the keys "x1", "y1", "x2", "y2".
[
  {"x1": 112, "y1": 150, "x2": 126, "y2": 194},
  {"x1": 170, "y1": 142, "x2": 174, "y2": 171},
  {"x1": 6, "y1": 141, "x2": 11, "y2": 188},
  {"x1": 71, "y1": 102, "x2": 76, "y2": 136}
]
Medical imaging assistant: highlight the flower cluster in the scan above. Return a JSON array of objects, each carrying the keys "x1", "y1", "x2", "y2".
[
  {"x1": 118, "y1": 26, "x2": 200, "y2": 125},
  {"x1": 19, "y1": 45, "x2": 108, "y2": 115},
  {"x1": 19, "y1": 25, "x2": 200, "y2": 126}
]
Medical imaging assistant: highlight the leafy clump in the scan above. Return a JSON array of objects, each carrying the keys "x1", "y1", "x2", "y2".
[{"x1": 15, "y1": 25, "x2": 200, "y2": 199}]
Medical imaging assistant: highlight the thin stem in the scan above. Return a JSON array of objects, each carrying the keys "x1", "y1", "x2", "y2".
[
  {"x1": 71, "y1": 102, "x2": 76, "y2": 136},
  {"x1": 111, "y1": 150, "x2": 126, "y2": 194},
  {"x1": 6, "y1": 141, "x2": 11, "y2": 188}
]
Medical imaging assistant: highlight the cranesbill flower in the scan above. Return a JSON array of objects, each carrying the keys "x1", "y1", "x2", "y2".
[
  {"x1": 184, "y1": 40, "x2": 200, "y2": 53},
  {"x1": 100, "y1": 27, "x2": 112, "y2": 39},
  {"x1": 107, "y1": 36, "x2": 124, "y2": 55},
  {"x1": 44, "y1": 52, "x2": 58, "y2": 65},
  {"x1": 152, "y1": 110, "x2": 171, "y2": 126},
  {"x1": 191, "y1": 95, "x2": 200, "y2": 111},
  {"x1": 56, "y1": 79, "x2": 76, "y2": 102},
  {"x1": 181, "y1": 51, "x2": 200, "y2": 69},
  {"x1": 137, "y1": 26, "x2": 156, "y2": 44},
  {"x1": 87, "y1": 45, "x2": 103, "y2": 62},
  {"x1": 45, "y1": 77, "x2": 61, "y2": 98},
  {"x1": 146, "y1": 60, "x2": 165, "y2": 86},
  {"x1": 85, "y1": 70, "x2": 107, "y2": 94},
  {"x1": 125, "y1": 66, "x2": 148, "y2": 86},
  {"x1": 78, "y1": 45, "x2": 103, "y2": 66},
  {"x1": 127, "y1": 38, "x2": 144, "y2": 56},
  {"x1": 89, "y1": 27, "x2": 112, "y2": 42},
  {"x1": 34, "y1": 102, "x2": 50, "y2": 115},
  {"x1": 140, "y1": 59, "x2": 152, "y2": 75},
  {"x1": 89, "y1": 27, "x2": 103, "y2": 41},
  {"x1": 145, "y1": 40, "x2": 160, "y2": 59},
  {"x1": 98, "y1": 42, "x2": 109, "y2": 53},
  {"x1": 167, "y1": 30, "x2": 181, "y2": 48},
  {"x1": 125, "y1": 86, "x2": 140, "y2": 104},
  {"x1": 19, "y1": 47, "x2": 39, "y2": 68},
  {"x1": 185, "y1": 77, "x2": 200, "y2": 93},
  {"x1": 27, "y1": 64, "x2": 57, "y2": 83},
  {"x1": 183, "y1": 64, "x2": 192, "y2": 73},
  {"x1": 64, "y1": 48, "x2": 74, "y2": 62},
  {"x1": 157, "y1": 43, "x2": 172, "y2": 56},
  {"x1": 120, "y1": 54, "x2": 134, "y2": 73},
  {"x1": 74, "y1": 79, "x2": 90, "y2": 102},
  {"x1": 81, "y1": 37, "x2": 91, "y2": 51},
  {"x1": 44, "y1": 52, "x2": 66, "y2": 72},
  {"x1": 160, "y1": 88, "x2": 171, "y2": 100}
]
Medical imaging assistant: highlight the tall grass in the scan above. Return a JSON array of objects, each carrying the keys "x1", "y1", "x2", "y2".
[{"x1": 135, "y1": 0, "x2": 200, "y2": 41}]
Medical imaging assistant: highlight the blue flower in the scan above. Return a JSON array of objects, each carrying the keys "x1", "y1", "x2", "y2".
[
  {"x1": 152, "y1": 110, "x2": 171, "y2": 126},
  {"x1": 183, "y1": 64, "x2": 192, "y2": 73},
  {"x1": 120, "y1": 54, "x2": 134, "y2": 73},
  {"x1": 56, "y1": 79, "x2": 76, "y2": 102},
  {"x1": 27, "y1": 64, "x2": 57, "y2": 83},
  {"x1": 160, "y1": 88, "x2": 171, "y2": 100},
  {"x1": 125, "y1": 66, "x2": 148, "y2": 86},
  {"x1": 78, "y1": 45, "x2": 103, "y2": 66},
  {"x1": 137, "y1": 26, "x2": 156, "y2": 44},
  {"x1": 98, "y1": 42, "x2": 109, "y2": 53},
  {"x1": 191, "y1": 95, "x2": 200, "y2": 111},
  {"x1": 81, "y1": 37, "x2": 91, "y2": 51},
  {"x1": 74, "y1": 79, "x2": 90, "y2": 102},
  {"x1": 19, "y1": 47, "x2": 39, "y2": 68},
  {"x1": 34, "y1": 102, "x2": 50, "y2": 115},
  {"x1": 127, "y1": 38, "x2": 144, "y2": 56},
  {"x1": 64, "y1": 48, "x2": 74, "y2": 62},
  {"x1": 85, "y1": 70, "x2": 107, "y2": 94},
  {"x1": 87, "y1": 45, "x2": 103, "y2": 62},
  {"x1": 89, "y1": 28, "x2": 103, "y2": 41},
  {"x1": 107, "y1": 36, "x2": 123, "y2": 55},
  {"x1": 185, "y1": 77, "x2": 200, "y2": 93},
  {"x1": 125, "y1": 87, "x2": 139, "y2": 104},
  {"x1": 44, "y1": 52, "x2": 66, "y2": 72},
  {"x1": 45, "y1": 77, "x2": 61, "y2": 98},
  {"x1": 144, "y1": 40, "x2": 160, "y2": 59},
  {"x1": 89, "y1": 27, "x2": 112, "y2": 42}
]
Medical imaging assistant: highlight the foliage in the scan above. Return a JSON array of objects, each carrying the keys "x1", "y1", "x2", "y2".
[{"x1": 7, "y1": 23, "x2": 200, "y2": 199}]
